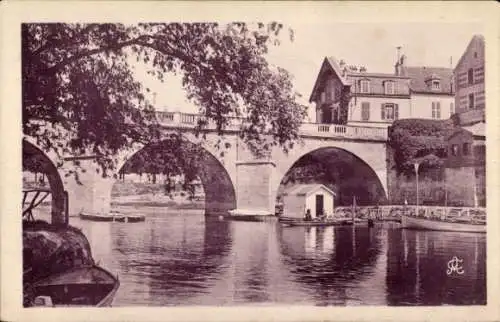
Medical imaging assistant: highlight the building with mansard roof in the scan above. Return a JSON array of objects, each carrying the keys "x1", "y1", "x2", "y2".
[{"x1": 309, "y1": 51, "x2": 455, "y2": 128}]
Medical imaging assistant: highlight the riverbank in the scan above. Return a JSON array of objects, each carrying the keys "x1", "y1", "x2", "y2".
[{"x1": 111, "y1": 194, "x2": 204, "y2": 209}]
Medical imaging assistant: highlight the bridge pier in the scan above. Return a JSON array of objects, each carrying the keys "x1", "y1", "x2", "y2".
[
  {"x1": 232, "y1": 160, "x2": 277, "y2": 216},
  {"x1": 62, "y1": 158, "x2": 113, "y2": 217}
]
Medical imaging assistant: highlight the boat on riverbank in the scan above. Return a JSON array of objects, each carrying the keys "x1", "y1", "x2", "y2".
[
  {"x1": 29, "y1": 265, "x2": 119, "y2": 307},
  {"x1": 279, "y1": 216, "x2": 368, "y2": 227},
  {"x1": 79, "y1": 212, "x2": 145, "y2": 223},
  {"x1": 285, "y1": 220, "x2": 342, "y2": 227},
  {"x1": 401, "y1": 215, "x2": 486, "y2": 233}
]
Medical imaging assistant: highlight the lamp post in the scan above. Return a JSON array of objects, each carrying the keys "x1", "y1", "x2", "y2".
[{"x1": 414, "y1": 162, "x2": 420, "y2": 216}]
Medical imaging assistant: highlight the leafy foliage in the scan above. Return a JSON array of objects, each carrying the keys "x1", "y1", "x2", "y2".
[
  {"x1": 388, "y1": 119, "x2": 455, "y2": 174},
  {"x1": 23, "y1": 23, "x2": 307, "y2": 177},
  {"x1": 121, "y1": 133, "x2": 204, "y2": 196}
]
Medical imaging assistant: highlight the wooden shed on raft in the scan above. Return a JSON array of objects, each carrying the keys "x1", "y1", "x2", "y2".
[{"x1": 282, "y1": 184, "x2": 336, "y2": 219}]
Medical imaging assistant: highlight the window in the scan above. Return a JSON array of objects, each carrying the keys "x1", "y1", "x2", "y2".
[
  {"x1": 320, "y1": 92, "x2": 325, "y2": 103},
  {"x1": 432, "y1": 102, "x2": 441, "y2": 119},
  {"x1": 381, "y1": 103, "x2": 398, "y2": 121},
  {"x1": 451, "y1": 144, "x2": 459, "y2": 156},
  {"x1": 468, "y1": 68, "x2": 474, "y2": 85},
  {"x1": 450, "y1": 102, "x2": 454, "y2": 116},
  {"x1": 463, "y1": 143, "x2": 470, "y2": 156},
  {"x1": 360, "y1": 80, "x2": 370, "y2": 93},
  {"x1": 432, "y1": 80, "x2": 440, "y2": 90},
  {"x1": 474, "y1": 52, "x2": 478, "y2": 58},
  {"x1": 361, "y1": 102, "x2": 370, "y2": 121},
  {"x1": 326, "y1": 88, "x2": 333, "y2": 101},
  {"x1": 326, "y1": 80, "x2": 335, "y2": 101},
  {"x1": 384, "y1": 81, "x2": 394, "y2": 95},
  {"x1": 469, "y1": 93, "x2": 475, "y2": 109}
]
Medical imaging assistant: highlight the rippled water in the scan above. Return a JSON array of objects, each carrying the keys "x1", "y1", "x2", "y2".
[{"x1": 34, "y1": 207, "x2": 486, "y2": 306}]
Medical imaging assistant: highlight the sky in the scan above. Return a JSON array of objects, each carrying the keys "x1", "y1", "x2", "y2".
[{"x1": 132, "y1": 22, "x2": 484, "y2": 120}]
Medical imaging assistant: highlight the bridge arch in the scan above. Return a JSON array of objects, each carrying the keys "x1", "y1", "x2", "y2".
[
  {"x1": 273, "y1": 146, "x2": 387, "y2": 209},
  {"x1": 22, "y1": 139, "x2": 66, "y2": 224},
  {"x1": 115, "y1": 134, "x2": 237, "y2": 216}
]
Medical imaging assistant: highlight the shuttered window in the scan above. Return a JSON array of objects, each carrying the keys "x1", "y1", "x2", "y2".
[
  {"x1": 361, "y1": 102, "x2": 370, "y2": 121},
  {"x1": 468, "y1": 68, "x2": 474, "y2": 85},
  {"x1": 469, "y1": 93, "x2": 475, "y2": 109},
  {"x1": 381, "y1": 103, "x2": 398, "y2": 120},
  {"x1": 432, "y1": 102, "x2": 441, "y2": 119},
  {"x1": 360, "y1": 80, "x2": 370, "y2": 93}
]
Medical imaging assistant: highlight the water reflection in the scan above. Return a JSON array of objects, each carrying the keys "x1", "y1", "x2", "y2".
[
  {"x1": 278, "y1": 225, "x2": 383, "y2": 305},
  {"x1": 63, "y1": 211, "x2": 486, "y2": 306},
  {"x1": 386, "y1": 229, "x2": 486, "y2": 305}
]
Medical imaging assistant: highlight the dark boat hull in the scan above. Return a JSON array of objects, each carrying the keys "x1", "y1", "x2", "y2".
[
  {"x1": 31, "y1": 265, "x2": 120, "y2": 307},
  {"x1": 79, "y1": 213, "x2": 116, "y2": 222},
  {"x1": 401, "y1": 215, "x2": 486, "y2": 233}
]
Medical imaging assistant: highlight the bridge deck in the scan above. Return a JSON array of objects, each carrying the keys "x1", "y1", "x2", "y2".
[{"x1": 155, "y1": 111, "x2": 388, "y2": 141}]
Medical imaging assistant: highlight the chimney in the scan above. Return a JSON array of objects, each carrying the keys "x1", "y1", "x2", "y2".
[{"x1": 395, "y1": 46, "x2": 402, "y2": 75}]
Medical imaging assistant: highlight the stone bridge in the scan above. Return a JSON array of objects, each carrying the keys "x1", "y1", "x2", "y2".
[{"x1": 24, "y1": 112, "x2": 389, "y2": 224}]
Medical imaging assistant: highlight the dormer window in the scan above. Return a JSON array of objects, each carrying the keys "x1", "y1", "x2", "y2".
[
  {"x1": 425, "y1": 73, "x2": 441, "y2": 91},
  {"x1": 360, "y1": 80, "x2": 370, "y2": 93},
  {"x1": 384, "y1": 81, "x2": 395, "y2": 95}
]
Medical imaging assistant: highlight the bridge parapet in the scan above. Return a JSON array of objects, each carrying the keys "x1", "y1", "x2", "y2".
[
  {"x1": 156, "y1": 111, "x2": 388, "y2": 141},
  {"x1": 299, "y1": 123, "x2": 387, "y2": 141}
]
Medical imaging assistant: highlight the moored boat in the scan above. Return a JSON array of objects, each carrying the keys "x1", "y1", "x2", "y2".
[
  {"x1": 29, "y1": 265, "x2": 120, "y2": 307},
  {"x1": 401, "y1": 215, "x2": 485, "y2": 233},
  {"x1": 79, "y1": 212, "x2": 145, "y2": 223},
  {"x1": 286, "y1": 220, "x2": 340, "y2": 227},
  {"x1": 79, "y1": 213, "x2": 117, "y2": 222},
  {"x1": 279, "y1": 216, "x2": 355, "y2": 227}
]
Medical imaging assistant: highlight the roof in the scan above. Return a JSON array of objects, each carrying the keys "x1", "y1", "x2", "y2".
[
  {"x1": 455, "y1": 34, "x2": 485, "y2": 71},
  {"x1": 462, "y1": 122, "x2": 485, "y2": 137},
  {"x1": 283, "y1": 184, "x2": 336, "y2": 197},
  {"x1": 447, "y1": 127, "x2": 473, "y2": 140},
  {"x1": 309, "y1": 56, "x2": 350, "y2": 102},
  {"x1": 347, "y1": 72, "x2": 409, "y2": 79},
  {"x1": 404, "y1": 66, "x2": 454, "y2": 94}
]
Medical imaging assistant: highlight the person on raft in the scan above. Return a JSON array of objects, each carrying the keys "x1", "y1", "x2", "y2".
[{"x1": 304, "y1": 209, "x2": 312, "y2": 222}]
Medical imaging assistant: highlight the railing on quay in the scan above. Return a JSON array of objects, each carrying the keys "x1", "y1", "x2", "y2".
[
  {"x1": 334, "y1": 205, "x2": 486, "y2": 224},
  {"x1": 155, "y1": 111, "x2": 388, "y2": 141}
]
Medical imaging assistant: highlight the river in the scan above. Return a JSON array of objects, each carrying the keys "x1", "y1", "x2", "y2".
[{"x1": 33, "y1": 207, "x2": 486, "y2": 306}]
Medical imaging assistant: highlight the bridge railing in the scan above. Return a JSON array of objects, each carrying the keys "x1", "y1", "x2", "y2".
[
  {"x1": 333, "y1": 205, "x2": 486, "y2": 223},
  {"x1": 299, "y1": 123, "x2": 387, "y2": 140},
  {"x1": 155, "y1": 111, "x2": 388, "y2": 141}
]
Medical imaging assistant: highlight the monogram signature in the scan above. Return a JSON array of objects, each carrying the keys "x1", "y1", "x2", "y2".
[{"x1": 446, "y1": 256, "x2": 465, "y2": 276}]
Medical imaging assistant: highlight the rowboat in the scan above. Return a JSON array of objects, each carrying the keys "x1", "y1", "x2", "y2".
[
  {"x1": 286, "y1": 220, "x2": 340, "y2": 227},
  {"x1": 79, "y1": 212, "x2": 145, "y2": 223},
  {"x1": 401, "y1": 215, "x2": 486, "y2": 233},
  {"x1": 79, "y1": 213, "x2": 116, "y2": 222},
  {"x1": 29, "y1": 265, "x2": 120, "y2": 307}
]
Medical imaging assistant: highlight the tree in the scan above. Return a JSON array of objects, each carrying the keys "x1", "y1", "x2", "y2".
[
  {"x1": 388, "y1": 119, "x2": 454, "y2": 174},
  {"x1": 121, "y1": 133, "x2": 205, "y2": 197},
  {"x1": 23, "y1": 23, "x2": 307, "y2": 178}
]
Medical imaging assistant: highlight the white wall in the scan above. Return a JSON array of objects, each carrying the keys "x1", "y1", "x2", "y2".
[
  {"x1": 347, "y1": 96, "x2": 411, "y2": 126},
  {"x1": 305, "y1": 189, "x2": 334, "y2": 217},
  {"x1": 283, "y1": 194, "x2": 306, "y2": 219},
  {"x1": 410, "y1": 94, "x2": 454, "y2": 120}
]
